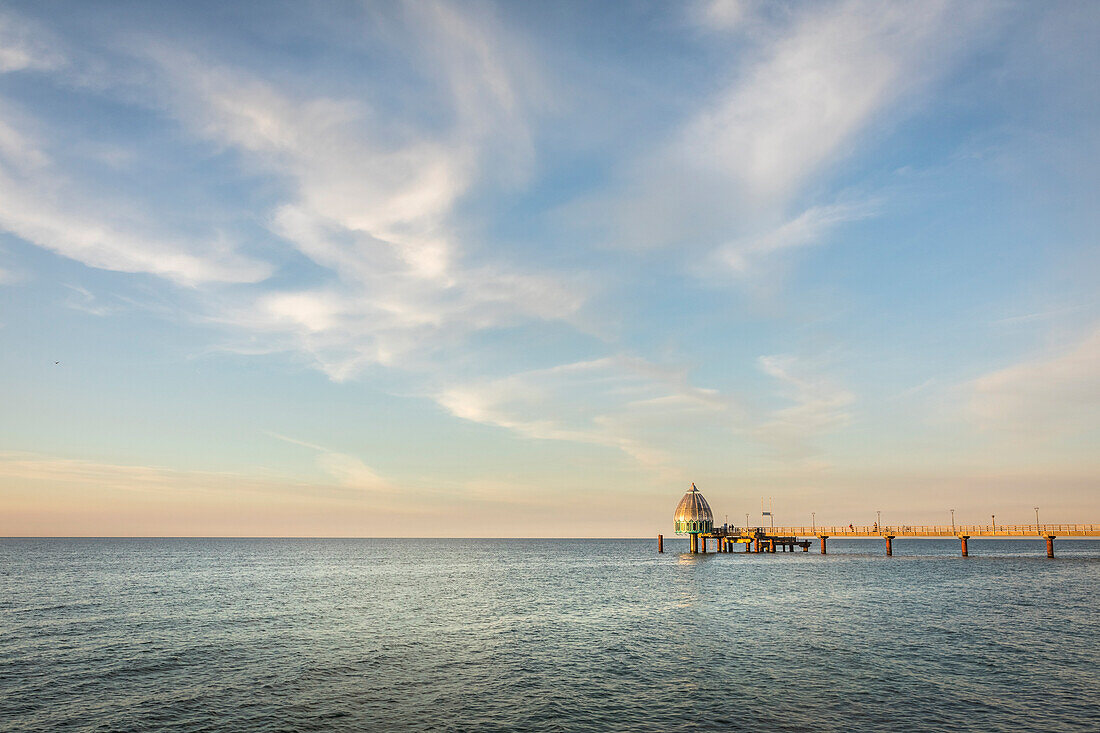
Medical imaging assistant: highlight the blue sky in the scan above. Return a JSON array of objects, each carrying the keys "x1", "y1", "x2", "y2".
[{"x1": 1, "y1": 0, "x2": 1097, "y2": 536}]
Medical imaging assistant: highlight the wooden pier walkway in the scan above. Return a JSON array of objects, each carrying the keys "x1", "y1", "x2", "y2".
[
  {"x1": 658, "y1": 523, "x2": 1100, "y2": 558},
  {"x1": 754, "y1": 523, "x2": 1100, "y2": 538}
]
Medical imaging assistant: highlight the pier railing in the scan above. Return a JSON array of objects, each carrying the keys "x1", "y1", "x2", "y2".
[{"x1": 732, "y1": 524, "x2": 1100, "y2": 537}]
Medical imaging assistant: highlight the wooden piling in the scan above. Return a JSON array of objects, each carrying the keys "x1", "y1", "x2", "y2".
[
  {"x1": 658, "y1": 534, "x2": 663, "y2": 553},
  {"x1": 819, "y1": 535, "x2": 828, "y2": 554},
  {"x1": 885, "y1": 536, "x2": 894, "y2": 556},
  {"x1": 959, "y1": 535, "x2": 969, "y2": 557},
  {"x1": 1045, "y1": 535, "x2": 1055, "y2": 558}
]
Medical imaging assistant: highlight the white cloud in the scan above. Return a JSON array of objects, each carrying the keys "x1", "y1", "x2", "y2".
[
  {"x1": 0, "y1": 450, "x2": 319, "y2": 499},
  {"x1": 0, "y1": 3, "x2": 584, "y2": 387},
  {"x1": 755, "y1": 354, "x2": 854, "y2": 456},
  {"x1": 593, "y1": 0, "x2": 992, "y2": 276},
  {"x1": 0, "y1": 99, "x2": 272, "y2": 285},
  {"x1": 693, "y1": 0, "x2": 757, "y2": 32},
  {"x1": 679, "y1": 0, "x2": 975, "y2": 204},
  {"x1": 712, "y1": 200, "x2": 874, "y2": 273},
  {"x1": 970, "y1": 326, "x2": 1100, "y2": 434},
  {"x1": 0, "y1": 11, "x2": 63, "y2": 73},
  {"x1": 266, "y1": 432, "x2": 390, "y2": 491},
  {"x1": 62, "y1": 284, "x2": 118, "y2": 316},
  {"x1": 111, "y1": 8, "x2": 581, "y2": 378},
  {"x1": 0, "y1": 451, "x2": 175, "y2": 488},
  {"x1": 436, "y1": 356, "x2": 740, "y2": 471}
]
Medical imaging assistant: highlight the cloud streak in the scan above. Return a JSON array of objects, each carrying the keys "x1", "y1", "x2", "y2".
[
  {"x1": 0, "y1": 10, "x2": 63, "y2": 73},
  {"x1": 970, "y1": 325, "x2": 1100, "y2": 435},
  {"x1": 591, "y1": 0, "x2": 994, "y2": 280},
  {"x1": 266, "y1": 432, "x2": 390, "y2": 492},
  {"x1": 437, "y1": 355, "x2": 744, "y2": 472},
  {"x1": 755, "y1": 354, "x2": 854, "y2": 458}
]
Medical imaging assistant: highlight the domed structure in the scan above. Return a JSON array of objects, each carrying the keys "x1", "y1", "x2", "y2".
[{"x1": 674, "y1": 483, "x2": 713, "y2": 535}]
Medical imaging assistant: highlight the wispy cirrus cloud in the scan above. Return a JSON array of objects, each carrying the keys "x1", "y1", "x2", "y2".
[
  {"x1": 0, "y1": 2, "x2": 584, "y2": 381},
  {"x1": 969, "y1": 325, "x2": 1100, "y2": 435},
  {"x1": 683, "y1": 0, "x2": 979, "y2": 203},
  {"x1": 123, "y1": 4, "x2": 583, "y2": 378},
  {"x1": 755, "y1": 354, "x2": 854, "y2": 458},
  {"x1": 0, "y1": 96, "x2": 273, "y2": 285},
  {"x1": 266, "y1": 432, "x2": 390, "y2": 492},
  {"x1": 437, "y1": 355, "x2": 742, "y2": 472},
  {"x1": 591, "y1": 0, "x2": 995, "y2": 276},
  {"x1": 710, "y1": 200, "x2": 875, "y2": 275},
  {"x1": 0, "y1": 10, "x2": 63, "y2": 73}
]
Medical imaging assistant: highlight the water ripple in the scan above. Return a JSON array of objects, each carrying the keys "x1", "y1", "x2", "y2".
[{"x1": 1, "y1": 538, "x2": 1098, "y2": 732}]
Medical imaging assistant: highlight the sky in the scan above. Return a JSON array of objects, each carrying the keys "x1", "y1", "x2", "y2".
[{"x1": 1, "y1": 0, "x2": 1098, "y2": 537}]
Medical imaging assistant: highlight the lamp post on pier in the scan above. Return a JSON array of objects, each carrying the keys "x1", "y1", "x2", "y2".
[
  {"x1": 1035, "y1": 507, "x2": 1040, "y2": 534},
  {"x1": 812, "y1": 512, "x2": 815, "y2": 533},
  {"x1": 950, "y1": 509, "x2": 955, "y2": 533}
]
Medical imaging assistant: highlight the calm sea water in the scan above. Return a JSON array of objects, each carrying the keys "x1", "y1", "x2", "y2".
[{"x1": 2, "y1": 538, "x2": 1099, "y2": 732}]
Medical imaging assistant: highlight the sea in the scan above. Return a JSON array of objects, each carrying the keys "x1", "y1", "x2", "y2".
[{"x1": 2, "y1": 538, "x2": 1099, "y2": 732}]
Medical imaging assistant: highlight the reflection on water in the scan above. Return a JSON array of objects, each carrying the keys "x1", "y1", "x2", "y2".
[{"x1": 2, "y1": 538, "x2": 1098, "y2": 732}]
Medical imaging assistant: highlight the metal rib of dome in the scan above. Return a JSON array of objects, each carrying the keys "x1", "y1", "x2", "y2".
[{"x1": 674, "y1": 483, "x2": 714, "y2": 535}]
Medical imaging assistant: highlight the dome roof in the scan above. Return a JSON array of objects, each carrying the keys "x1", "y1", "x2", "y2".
[{"x1": 674, "y1": 483, "x2": 713, "y2": 534}]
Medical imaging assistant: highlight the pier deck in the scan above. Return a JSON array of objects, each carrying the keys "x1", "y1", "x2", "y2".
[
  {"x1": 658, "y1": 524, "x2": 1100, "y2": 557},
  {"x1": 738, "y1": 524, "x2": 1100, "y2": 538}
]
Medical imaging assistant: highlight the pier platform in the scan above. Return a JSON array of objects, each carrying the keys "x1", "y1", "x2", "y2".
[{"x1": 659, "y1": 524, "x2": 1100, "y2": 558}]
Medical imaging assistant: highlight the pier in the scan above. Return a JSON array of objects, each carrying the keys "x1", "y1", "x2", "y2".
[{"x1": 664, "y1": 484, "x2": 1099, "y2": 558}]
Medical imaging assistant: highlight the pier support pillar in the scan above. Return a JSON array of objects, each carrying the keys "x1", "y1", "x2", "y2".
[
  {"x1": 701, "y1": 536, "x2": 707, "y2": 553},
  {"x1": 885, "y1": 536, "x2": 894, "y2": 556},
  {"x1": 802, "y1": 543, "x2": 808, "y2": 552},
  {"x1": 658, "y1": 534, "x2": 663, "y2": 553},
  {"x1": 768, "y1": 538, "x2": 775, "y2": 553},
  {"x1": 744, "y1": 540, "x2": 751, "y2": 553},
  {"x1": 959, "y1": 535, "x2": 969, "y2": 557},
  {"x1": 1045, "y1": 535, "x2": 1056, "y2": 558},
  {"x1": 819, "y1": 536, "x2": 828, "y2": 555}
]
